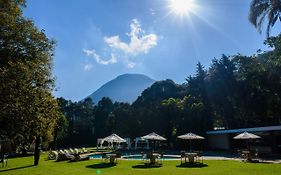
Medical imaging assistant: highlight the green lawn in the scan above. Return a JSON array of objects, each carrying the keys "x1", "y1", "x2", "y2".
[{"x1": 0, "y1": 154, "x2": 280, "y2": 175}]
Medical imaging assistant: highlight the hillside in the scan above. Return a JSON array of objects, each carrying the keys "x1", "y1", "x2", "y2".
[{"x1": 87, "y1": 74, "x2": 155, "y2": 103}]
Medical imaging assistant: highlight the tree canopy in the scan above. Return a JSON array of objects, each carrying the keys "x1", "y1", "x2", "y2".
[
  {"x1": 249, "y1": 0, "x2": 281, "y2": 37},
  {"x1": 0, "y1": 0, "x2": 62, "y2": 165}
]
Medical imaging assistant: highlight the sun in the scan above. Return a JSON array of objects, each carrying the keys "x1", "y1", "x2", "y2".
[{"x1": 169, "y1": 0, "x2": 197, "y2": 17}]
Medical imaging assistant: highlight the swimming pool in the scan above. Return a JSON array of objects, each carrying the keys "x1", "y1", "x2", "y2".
[
  {"x1": 89, "y1": 154, "x2": 102, "y2": 159},
  {"x1": 89, "y1": 153, "x2": 181, "y2": 160},
  {"x1": 122, "y1": 154, "x2": 180, "y2": 160}
]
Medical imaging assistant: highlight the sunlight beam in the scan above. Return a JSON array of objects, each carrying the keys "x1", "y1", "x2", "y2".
[{"x1": 169, "y1": 0, "x2": 197, "y2": 17}]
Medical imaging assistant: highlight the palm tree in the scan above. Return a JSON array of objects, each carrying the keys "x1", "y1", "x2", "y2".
[{"x1": 249, "y1": 0, "x2": 281, "y2": 37}]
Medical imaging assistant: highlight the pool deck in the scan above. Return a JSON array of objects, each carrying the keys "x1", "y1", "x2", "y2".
[
  {"x1": 204, "y1": 156, "x2": 281, "y2": 163},
  {"x1": 87, "y1": 152, "x2": 281, "y2": 164},
  {"x1": 122, "y1": 155, "x2": 281, "y2": 163}
]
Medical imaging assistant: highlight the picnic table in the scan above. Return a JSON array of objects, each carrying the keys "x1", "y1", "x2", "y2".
[
  {"x1": 242, "y1": 150, "x2": 250, "y2": 160},
  {"x1": 107, "y1": 153, "x2": 117, "y2": 164},
  {"x1": 181, "y1": 152, "x2": 198, "y2": 163},
  {"x1": 147, "y1": 153, "x2": 160, "y2": 165},
  {"x1": 239, "y1": 150, "x2": 258, "y2": 162}
]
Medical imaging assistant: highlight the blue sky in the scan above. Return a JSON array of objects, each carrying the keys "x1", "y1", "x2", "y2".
[{"x1": 23, "y1": 0, "x2": 276, "y2": 101}]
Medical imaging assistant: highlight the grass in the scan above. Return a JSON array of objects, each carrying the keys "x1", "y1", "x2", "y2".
[{"x1": 0, "y1": 153, "x2": 280, "y2": 175}]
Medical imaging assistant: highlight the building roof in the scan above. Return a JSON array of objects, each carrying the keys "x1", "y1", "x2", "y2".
[{"x1": 206, "y1": 125, "x2": 281, "y2": 135}]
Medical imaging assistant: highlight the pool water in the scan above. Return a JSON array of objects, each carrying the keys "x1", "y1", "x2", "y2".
[
  {"x1": 122, "y1": 154, "x2": 180, "y2": 160},
  {"x1": 89, "y1": 153, "x2": 181, "y2": 160},
  {"x1": 89, "y1": 154, "x2": 102, "y2": 159}
]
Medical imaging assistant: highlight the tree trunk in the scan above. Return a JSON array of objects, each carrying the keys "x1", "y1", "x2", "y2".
[
  {"x1": 34, "y1": 136, "x2": 41, "y2": 166},
  {"x1": 54, "y1": 129, "x2": 58, "y2": 150}
]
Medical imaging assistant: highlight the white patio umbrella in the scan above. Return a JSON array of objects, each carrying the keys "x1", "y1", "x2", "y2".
[
  {"x1": 177, "y1": 133, "x2": 205, "y2": 152},
  {"x1": 141, "y1": 132, "x2": 166, "y2": 150},
  {"x1": 141, "y1": 132, "x2": 167, "y2": 141},
  {"x1": 233, "y1": 132, "x2": 261, "y2": 140},
  {"x1": 233, "y1": 132, "x2": 261, "y2": 149}
]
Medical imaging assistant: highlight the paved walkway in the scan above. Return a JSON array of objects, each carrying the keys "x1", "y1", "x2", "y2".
[{"x1": 202, "y1": 156, "x2": 281, "y2": 164}]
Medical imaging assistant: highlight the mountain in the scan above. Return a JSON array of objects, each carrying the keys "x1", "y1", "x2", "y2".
[{"x1": 87, "y1": 74, "x2": 155, "y2": 103}]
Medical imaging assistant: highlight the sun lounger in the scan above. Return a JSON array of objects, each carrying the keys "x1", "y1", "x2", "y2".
[
  {"x1": 74, "y1": 148, "x2": 80, "y2": 154},
  {"x1": 48, "y1": 151, "x2": 58, "y2": 160},
  {"x1": 70, "y1": 154, "x2": 90, "y2": 162},
  {"x1": 69, "y1": 148, "x2": 75, "y2": 154},
  {"x1": 56, "y1": 150, "x2": 74, "y2": 161},
  {"x1": 82, "y1": 147, "x2": 88, "y2": 153}
]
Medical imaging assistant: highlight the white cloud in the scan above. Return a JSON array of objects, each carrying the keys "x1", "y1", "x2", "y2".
[
  {"x1": 84, "y1": 19, "x2": 158, "y2": 68},
  {"x1": 127, "y1": 62, "x2": 136, "y2": 68},
  {"x1": 83, "y1": 49, "x2": 117, "y2": 65},
  {"x1": 150, "y1": 8, "x2": 156, "y2": 15},
  {"x1": 84, "y1": 64, "x2": 93, "y2": 71},
  {"x1": 104, "y1": 19, "x2": 158, "y2": 56}
]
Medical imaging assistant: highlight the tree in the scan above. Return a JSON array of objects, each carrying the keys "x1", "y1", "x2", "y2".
[
  {"x1": 160, "y1": 98, "x2": 182, "y2": 147},
  {"x1": 249, "y1": 0, "x2": 281, "y2": 37},
  {"x1": 111, "y1": 102, "x2": 136, "y2": 137},
  {"x1": 93, "y1": 97, "x2": 114, "y2": 139},
  {"x1": 132, "y1": 80, "x2": 186, "y2": 135},
  {"x1": 186, "y1": 63, "x2": 213, "y2": 131},
  {"x1": 56, "y1": 97, "x2": 95, "y2": 147},
  {"x1": 205, "y1": 55, "x2": 242, "y2": 128},
  {"x1": 0, "y1": 0, "x2": 61, "y2": 165},
  {"x1": 52, "y1": 112, "x2": 68, "y2": 150},
  {"x1": 180, "y1": 95, "x2": 207, "y2": 134}
]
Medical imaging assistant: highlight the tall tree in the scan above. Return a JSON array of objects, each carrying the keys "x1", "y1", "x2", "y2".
[
  {"x1": 208, "y1": 55, "x2": 239, "y2": 128},
  {"x1": 93, "y1": 97, "x2": 114, "y2": 139},
  {"x1": 186, "y1": 63, "x2": 213, "y2": 131},
  {"x1": 0, "y1": 0, "x2": 61, "y2": 165},
  {"x1": 111, "y1": 102, "x2": 136, "y2": 137},
  {"x1": 132, "y1": 80, "x2": 186, "y2": 135},
  {"x1": 57, "y1": 97, "x2": 95, "y2": 147},
  {"x1": 160, "y1": 98, "x2": 182, "y2": 147},
  {"x1": 52, "y1": 112, "x2": 68, "y2": 150},
  {"x1": 249, "y1": 0, "x2": 281, "y2": 37}
]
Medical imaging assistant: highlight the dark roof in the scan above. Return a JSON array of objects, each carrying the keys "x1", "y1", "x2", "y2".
[{"x1": 206, "y1": 125, "x2": 281, "y2": 135}]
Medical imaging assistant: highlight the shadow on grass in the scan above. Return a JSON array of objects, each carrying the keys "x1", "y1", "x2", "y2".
[
  {"x1": 0, "y1": 165, "x2": 34, "y2": 172},
  {"x1": 176, "y1": 162, "x2": 208, "y2": 168},
  {"x1": 242, "y1": 160, "x2": 272, "y2": 164},
  {"x1": 132, "y1": 163, "x2": 162, "y2": 169},
  {"x1": 86, "y1": 162, "x2": 116, "y2": 169}
]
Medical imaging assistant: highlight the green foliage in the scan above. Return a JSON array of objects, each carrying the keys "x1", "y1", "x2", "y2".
[
  {"x1": 0, "y1": 0, "x2": 62, "y2": 165},
  {"x1": 131, "y1": 80, "x2": 187, "y2": 138},
  {"x1": 56, "y1": 97, "x2": 95, "y2": 147},
  {"x1": 94, "y1": 97, "x2": 114, "y2": 138},
  {"x1": 110, "y1": 102, "x2": 136, "y2": 137},
  {"x1": 159, "y1": 98, "x2": 182, "y2": 144},
  {"x1": 249, "y1": 0, "x2": 281, "y2": 37}
]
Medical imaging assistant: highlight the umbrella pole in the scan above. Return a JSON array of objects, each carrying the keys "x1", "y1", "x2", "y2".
[
  {"x1": 153, "y1": 140, "x2": 155, "y2": 152},
  {"x1": 185, "y1": 140, "x2": 187, "y2": 152},
  {"x1": 189, "y1": 140, "x2": 191, "y2": 152}
]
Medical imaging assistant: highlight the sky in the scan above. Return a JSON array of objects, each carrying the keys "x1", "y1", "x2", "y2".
[{"x1": 23, "y1": 0, "x2": 278, "y2": 102}]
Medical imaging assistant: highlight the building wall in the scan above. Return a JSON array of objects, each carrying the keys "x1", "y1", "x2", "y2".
[{"x1": 208, "y1": 134, "x2": 230, "y2": 150}]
